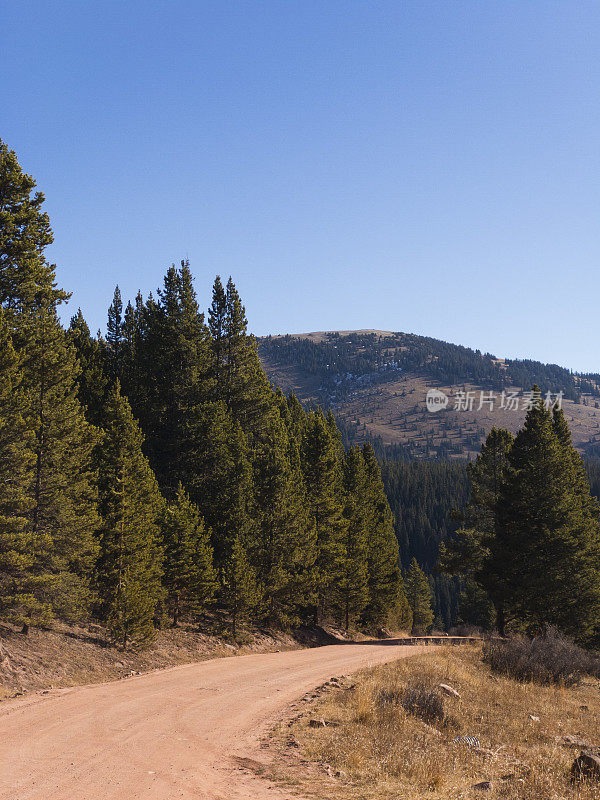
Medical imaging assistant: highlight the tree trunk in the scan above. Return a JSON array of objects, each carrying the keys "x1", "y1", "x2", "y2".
[{"x1": 496, "y1": 605, "x2": 506, "y2": 637}]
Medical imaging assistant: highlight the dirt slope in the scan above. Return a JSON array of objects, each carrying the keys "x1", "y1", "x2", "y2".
[{"x1": 0, "y1": 639, "x2": 429, "y2": 800}]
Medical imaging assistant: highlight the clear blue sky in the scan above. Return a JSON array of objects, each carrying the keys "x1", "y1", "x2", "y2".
[{"x1": 2, "y1": 1, "x2": 599, "y2": 371}]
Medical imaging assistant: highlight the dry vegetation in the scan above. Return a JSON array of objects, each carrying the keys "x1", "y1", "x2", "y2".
[
  {"x1": 0, "y1": 617, "x2": 320, "y2": 700},
  {"x1": 272, "y1": 646, "x2": 600, "y2": 799}
]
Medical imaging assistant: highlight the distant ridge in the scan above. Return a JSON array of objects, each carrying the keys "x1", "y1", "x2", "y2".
[{"x1": 259, "y1": 329, "x2": 600, "y2": 460}]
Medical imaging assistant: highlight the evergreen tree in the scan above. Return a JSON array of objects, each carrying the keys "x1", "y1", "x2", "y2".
[
  {"x1": 68, "y1": 309, "x2": 110, "y2": 425},
  {"x1": 360, "y1": 443, "x2": 403, "y2": 626},
  {"x1": 405, "y1": 558, "x2": 434, "y2": 634},
  {"x1": 95, "y1": 384, "x2": 164, "y2": 647},
  {"x1": 162, "y1": 483, "x2": 216, "y2": 626},
  {"x1": 285, "y1": 392, "x2": 307, "y2": 442},
  {"x1": 0, "y1": 311, "x2": 35, "y2": 625},
  {"x1": 251, "y1": 414, "x2": 316, "y2": 626},
  {"x1": 336, "y1": 447, "x2": 369, "y2": 631},
  {"x1": 221, "y1": 533, "x2": 260, "y2": 639},
  {"x1": 185, "y1": 402, "x2": 253, "y2": 577},
  {"x1": 0, "y1": 139, "x2": 66, "y2": 315},
  {"x1": 0, "y1": 140, "x2": 100, "y2": 631},
  {"x1": 106, "y1": 286, "x2": 123, "y2": 377},
  {"x1": 23, "y1": 297, "x2": 101, "y2": 631},
  {"x1": 219, "y1": 277, "x2": 273, "y2": 435},
  {"x1": 439, "y1": 426, "x2": 513, "y2": 631},
  {"x1": 553, "y1": 406, "x2": 600, "y2": 520},
  {"x1": 301, "y1": 410, "x2": 346, "y2": 624},
  {"x1": 491, "y1": 390, "x2": 600, "y2": 641},
  {"x1": 208, "y1": 275, "x2": 227, "y2": 393}
]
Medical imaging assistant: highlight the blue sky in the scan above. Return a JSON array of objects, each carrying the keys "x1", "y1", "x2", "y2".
[{"x1": 2, "y1": 1, "x2": 600, "y2": 371}]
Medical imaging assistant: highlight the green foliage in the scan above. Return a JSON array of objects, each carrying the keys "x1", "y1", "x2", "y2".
[
  {"x1": 250, "y1": 414, "x2": 316, "y2": 627},
  {"x1": 162, "y1": 484, "x2": 216, "y2": 626},
  {"x1": 221, "y1": 534, "x2": 260, "y2": 638},
  {"x1": 0, "y1": 140, "x2": 100, "y2": 629},
  {"x1": 95, "y1": 384, "x2": 164, "y2": 647},
  {"x1": 361, "y1": 443, "x2": 403, "y2": 626},
  {"x1": 404, "y1": 558, "x2": 434, "y2": 634},
  {"x1": 491, "y1": 392, "x2": 600, "y2": 642},
  {"x1": 0, "y1": 139, "x2": 404, "y2": 645},
  {"x1": 336, "y1": 447, "x2": 369, "y2": 630},
  {"x1": 439, "y1": 426, "x2": 513, "y2": 629},
  {"x1": 0, "y1": 311, "x2": 36, "y2": 625},
  {"x1": 68, "y1": 309, "x2": 110, "y2": 425},
  {"x1": 301, "y1": 410, "x2": 347, "y2": 623}
]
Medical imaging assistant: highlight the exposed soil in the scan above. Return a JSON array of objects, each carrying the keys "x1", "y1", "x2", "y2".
[{"x1": 0, "y1": 638, "x2": 430, "y2": 800}]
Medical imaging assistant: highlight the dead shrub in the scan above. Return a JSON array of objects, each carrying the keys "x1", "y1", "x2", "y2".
[
  {"x1": 374, "y1": 686, "x2": 403, "y2": 711},
  {"x1": 401, "y1": 680, "x2": 446, "y2": 725},
  {"x1": 483, "y1": 627, "x2": 600, "y2": 686}
]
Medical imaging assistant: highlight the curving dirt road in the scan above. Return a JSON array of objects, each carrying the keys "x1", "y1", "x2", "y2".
[{"x1": 0, "y1": 639, "x2": 431, "y2": 800}]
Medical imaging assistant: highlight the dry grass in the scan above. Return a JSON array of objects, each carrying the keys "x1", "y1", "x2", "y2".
[{"x1": 278, "y1": 646, "x2": 600, "y2": 799}]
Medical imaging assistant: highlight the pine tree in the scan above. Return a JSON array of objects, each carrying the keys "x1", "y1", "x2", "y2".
[
  {"x1": 405, "y1": 558, "x2": 434, "y2": 634},
  {"x1": 301, "y1": 410, "x2": 346, "y2": 624},
  {"x1": 360, "y1": 442, "x2": 403, "y2": 627},
  {"x1": 221, "y1": 533, "x2": 260, "y2": 639},
  {"x1": 336, "y1": 447, "x2": 369, "y2": 631},
  {"x1": 491, "y1": 390, "x2": 600, "y2": 641},
  {"x1": 162, "y1": 484, "x2": 216, "y2": 626},
  {"x1": 22, "y1": 303, "x2": 102, "y2": 630},
  {"x1": 439, "y1": 426, "x2": 513, "y2": 631},
  {"x1": 0, "y1": 141, "x2": 100, "y2": 631},
  {"x1": 95, "y1": 383, "x2": 164, "y2": 648},
  {"x1": 251, "y1": 413, "x2": 316, "y2": 626},
  {"x1": 0, "y1": 311, "x2": 36, "y2": 625},
  {"x1": 219, "y1": 277, "x2": 273, "y2": 435},
  {"x1": 68, "y1": 309, "x2": 109, "y2": 425},
  {"x1": 119, "y1": 263, "x2": 212, "y2": 497},
  {"x1": 106, "y1": 286, "x2": 123, "y2": 378},
  {"x1": 208, "y1": 275, "x2": 227, "y2": 394},
  {"x1": 185, "y1": 402, "x2": 253, "y2": 577},
  {"x1": 0, "y1": 139, "x2": 66, "y2": 315}
]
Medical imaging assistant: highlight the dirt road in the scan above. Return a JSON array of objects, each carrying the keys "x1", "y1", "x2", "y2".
[{"x1": 0, "y1": 639, "x2": 431, "y2": 800}]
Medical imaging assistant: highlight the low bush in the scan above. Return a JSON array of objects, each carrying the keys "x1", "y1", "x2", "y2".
[
  {"x1": 400, "y1": 680, "x2": 446, "y2": 725},
  {"x1": 483, "y1": 627, "x2": 600, "y2": 686}
]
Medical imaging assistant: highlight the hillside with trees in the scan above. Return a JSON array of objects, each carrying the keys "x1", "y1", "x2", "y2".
[
  {"x1": 0, "y1": 140, "x2": 405, "y2": 647},
  {"x1": 259, "y1": 331, "x2": 600, "y2": 461}
]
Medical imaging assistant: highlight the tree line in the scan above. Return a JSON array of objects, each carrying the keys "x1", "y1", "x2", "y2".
[
  {"x1": 0, "y1": 140, "x2": 409, "y2": 647},
  {"x1": 260, "y1": 330, "x2": 596, "y2": 405},
  {"x1": 440, "y1": 392, "x2": 600, "y2": 645}
]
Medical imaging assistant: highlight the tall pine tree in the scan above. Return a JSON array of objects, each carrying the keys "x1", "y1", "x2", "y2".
[
  {"x1": 491, "y1": 390, "x2": 600, "y2": 641},
  {"x1": 0, "y1": 311, "x2": 36, "y2": 626},
  {"x1": 336, "y1": 447, "x2": 369, "y2": 631},
  {"x1": 95, "y1": 384, "x2": 165, "y2": 647},
  {"x1": 162, "y1": 483, "x2": 216, "y2": 626},
  {"x1": 360, "y1": 442, "x2": 403, "y2": 627},
  {"x1": 301, "y1": 410, "x2": 346, "y2": 624}
]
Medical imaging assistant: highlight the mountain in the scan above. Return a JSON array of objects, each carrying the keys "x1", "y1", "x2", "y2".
[{"x1": 258, "y1": 330, "x2": 600, "y2": 460}]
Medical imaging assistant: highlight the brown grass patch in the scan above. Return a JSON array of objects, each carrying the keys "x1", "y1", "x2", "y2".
[{"x1": 278, "y1": 646, "x2": 600, "y2": 799}]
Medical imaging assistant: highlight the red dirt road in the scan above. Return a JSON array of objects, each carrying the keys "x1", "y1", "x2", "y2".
[{"x1": 0, "y1": 640, "x2": 430, "y2": 800}]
